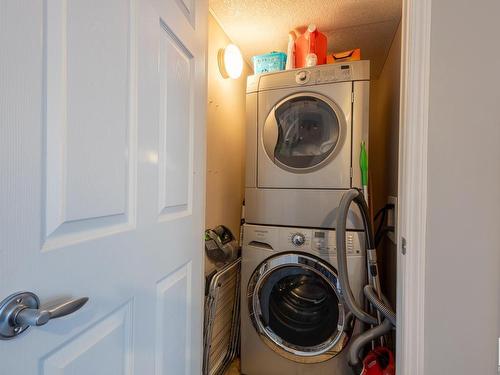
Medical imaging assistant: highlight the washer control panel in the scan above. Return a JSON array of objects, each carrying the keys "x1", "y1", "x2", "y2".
[
  {"x1": 278, "y1": 227, "x2": 362, "y2": 256},
  {"x1": 312, "y1": 230, "x2": 359, "y2": 255}
]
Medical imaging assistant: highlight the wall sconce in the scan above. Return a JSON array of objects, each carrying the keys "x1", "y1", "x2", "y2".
[{"x1": 218, "y1": 44, "x2": 243, "y2": 79}]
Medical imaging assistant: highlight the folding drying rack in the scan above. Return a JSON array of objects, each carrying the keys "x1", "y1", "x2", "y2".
[{"x1": 203, "y1": 258, "x2": 241, "y2": 375}]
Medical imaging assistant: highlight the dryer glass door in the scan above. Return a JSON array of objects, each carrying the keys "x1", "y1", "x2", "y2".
[
  {"x1": 248, "y1": 253, "x2": 350, "y2": 363},
  {"x1": 264, "y1": 94, "x2": 343, "y2": 172}
]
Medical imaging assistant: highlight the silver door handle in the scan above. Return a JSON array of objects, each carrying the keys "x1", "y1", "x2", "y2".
[
  {"x1": 0, "y1": 291, "x2": 89, "y2": 340},
  {"x1": 16, "y1": 297, "x2": 89, "y2": 326}
]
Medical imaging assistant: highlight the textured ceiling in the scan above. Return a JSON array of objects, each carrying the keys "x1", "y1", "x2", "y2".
[{"x1": 209, "y1": 0, "x2": 402, "y2": 77}]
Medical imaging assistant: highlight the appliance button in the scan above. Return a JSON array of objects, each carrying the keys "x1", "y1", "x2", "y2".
[
  {"x1": 296, "y1": 71, "x2": 310, "y2": 84},
  {"x1": 291, "y1": 233, "x2": 306, "y2": 246}
]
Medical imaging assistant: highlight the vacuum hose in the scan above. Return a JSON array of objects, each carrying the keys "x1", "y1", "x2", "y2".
[
  {"x1": 364, "y1": 285, "x2": 396, "y2": 325},
  {"x1": 336, "y1": 189, "x2": 378, "y2": 325},
  {"x1": 336, "y1": 189, "x2": 396, "y2": 369}
]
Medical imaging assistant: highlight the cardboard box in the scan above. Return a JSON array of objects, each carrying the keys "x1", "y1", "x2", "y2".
[{"x1": 327, "y1": 48, "x2": 361, "y2": 64}]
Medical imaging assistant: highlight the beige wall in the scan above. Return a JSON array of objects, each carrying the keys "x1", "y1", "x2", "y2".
[
  {"x1": 205, "y1": 13, "x2": 252, "y2": 239},
  {"x1": 369, "y1": 22, "x2": 401, "y2": 305},
  {"x1": 424, "y1": 0, "x2": 500, "y2": 373}
]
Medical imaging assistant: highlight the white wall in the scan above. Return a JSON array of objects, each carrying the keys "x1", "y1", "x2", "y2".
[
  {"x1": 370, "y1": 23, "x2": 401, "y2": 305},
  {"x1": 205, "y1": 13, "x2": 251, "y2": 251},
  {"x1": 424, "y1": 1, "x2": 500, "y2": 373}
]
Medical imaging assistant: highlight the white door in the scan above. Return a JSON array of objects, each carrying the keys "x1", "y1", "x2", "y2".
[{"x1": 0, "y1": 0, "x2": 207, "y2": 374}]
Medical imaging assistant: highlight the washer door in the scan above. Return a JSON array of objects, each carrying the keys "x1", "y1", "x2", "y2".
[
  {"x1": 248, "y1": 252, "x2": 351, "y2": 363},
  {"x1": 263, "y1": 93, "x2": 346, "y2": 174}
]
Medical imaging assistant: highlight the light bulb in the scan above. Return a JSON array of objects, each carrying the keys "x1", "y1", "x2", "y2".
[{"x1": 218, "y1": 44, "x2": 243, "y2": 79}]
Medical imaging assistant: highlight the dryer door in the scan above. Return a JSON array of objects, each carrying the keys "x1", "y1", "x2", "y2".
[
  {"x1": 247, "y1": 252, "x2": 352, "y2": 363},
  {"x1": 263, "y1": 94, "x2": 343, "y2": 172},
  {"x1": 258, "y1": 82, "x2": 353, "y2": 189}
]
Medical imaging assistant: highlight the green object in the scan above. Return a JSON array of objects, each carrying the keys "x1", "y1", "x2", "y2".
[{"x1": 360, "y1": 141, "x2": 368, "y2": 187}]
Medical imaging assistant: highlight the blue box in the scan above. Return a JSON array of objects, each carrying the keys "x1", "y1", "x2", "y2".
[{"x1": 252, "y1": 52, "x2": 287, "y2": 74}]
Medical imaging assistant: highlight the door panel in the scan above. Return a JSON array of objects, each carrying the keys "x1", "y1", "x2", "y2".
[
  {"x1": 158, "y1": 23, "x2": 193, "y2": 217},
  {"x1": 59, "y1": 0, "x2": 131, "y2": 222},
  {"x1": 41, "y1": 301, "x2": 133, "y2": 375},
  {"x1": 155, "y1": 263, "x2": 192, "y2": 375},
  {"x1": 44, "y1": 0, "x2": 136, "y2": 249},
  {"x1": 0, "y1": 0, "x2": 207, "y2": 373}
]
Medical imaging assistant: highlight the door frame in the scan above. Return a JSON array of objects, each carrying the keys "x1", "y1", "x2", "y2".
[{"x1": 396, "y1": 0, "x2": 432, "y2": 373}]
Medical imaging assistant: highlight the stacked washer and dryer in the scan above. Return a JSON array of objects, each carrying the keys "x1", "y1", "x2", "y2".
[{"x1": 241, "y1": 60, "x2": 371, "y2": 374}]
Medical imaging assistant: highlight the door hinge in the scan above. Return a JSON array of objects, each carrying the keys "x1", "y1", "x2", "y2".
[
  {"x1": 350, "y1": 167, "x2": 353, "y2": 178},
  {"x1": 351, "y1": 92, "x2": 355, "y2": 103},
  {"x1": 401, "y1": 237, "x2": 407, "y2": 255}
]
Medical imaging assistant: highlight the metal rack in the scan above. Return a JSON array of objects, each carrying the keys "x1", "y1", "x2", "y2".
[{"x1": 203, "y1": 258, "x2": 241, "y2": 375}]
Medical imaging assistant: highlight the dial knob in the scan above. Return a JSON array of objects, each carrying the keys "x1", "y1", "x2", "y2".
[
  {"x1": 297, "y1": 71, "x2": 307, "y2": 81},
  {"x1": 291, "y1": 233, "x2": 306, "y2": 246}
]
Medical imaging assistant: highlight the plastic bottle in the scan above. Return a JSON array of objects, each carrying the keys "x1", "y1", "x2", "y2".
[
  {"x1": 285, "y1": 31, "x2": 296, "y2": 70},
  {"x1": 295, "y1": 24, "x2": 328, "y2": 68}
]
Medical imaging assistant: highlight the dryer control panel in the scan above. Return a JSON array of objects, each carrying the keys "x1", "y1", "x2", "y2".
[
  {"x1": 247, "y1": 60, "x2": 370, "y2": 93},
  {"x1": 295, "y1": 64, "x2": 353, "y2": 85}
]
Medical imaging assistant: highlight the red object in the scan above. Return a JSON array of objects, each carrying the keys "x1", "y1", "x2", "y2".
[
  {"x1": 294, "y1": 25, "x2": 327, "y2": 68},
  {"x1": 361, "y1": 347, "x2": 395, "y2": 375}
]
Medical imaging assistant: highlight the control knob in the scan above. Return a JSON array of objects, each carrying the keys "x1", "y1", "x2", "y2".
[
  {"x1": 296, "y1": 71, "x2": 308, "y2": 83},
  {"x1": 291, "y1": 233, "x2": 306, "y2": 246}
]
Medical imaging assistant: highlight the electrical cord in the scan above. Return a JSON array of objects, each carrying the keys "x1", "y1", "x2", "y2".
[
  {"x1": 373, "y1": 203, "x2": 395, "y2": 248},
  {"x1": 375, "y1": 226, "x2": 395, "y2": 247},
  {"x1": 373, "y1": 204, "x2": 389, "y2": 222}
]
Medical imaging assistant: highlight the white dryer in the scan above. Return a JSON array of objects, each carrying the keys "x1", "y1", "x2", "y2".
[
  {"x1": 241, "y1": 224, "x2": 366, "y2": 375},
  {"x1": 245, "y1": 61, "x2": 370, "y2": 229}
]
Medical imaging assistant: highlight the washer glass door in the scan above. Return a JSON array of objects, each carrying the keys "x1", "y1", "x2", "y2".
[
  {"x1": 248, "y1": 253, "x2": 350, "y2": 363},
  {"x1": 263, "y1": 93, "x2": 345, "y2": 173}
]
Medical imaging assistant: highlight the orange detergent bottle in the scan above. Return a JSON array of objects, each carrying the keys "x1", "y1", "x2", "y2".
[{"x1": 294, "y1": 24, "x2": 327, "y2": 68}]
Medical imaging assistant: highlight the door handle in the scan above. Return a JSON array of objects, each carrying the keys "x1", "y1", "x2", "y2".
[{"x1": 0, "y1": 291, "x2": 89, "y2": 340}]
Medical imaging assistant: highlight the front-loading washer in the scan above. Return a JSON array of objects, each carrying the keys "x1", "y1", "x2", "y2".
[
  {"x1": 245, "y1": 61, "x2": 370, "y2": 229},
  {"x1": 241, "y1": 224, "x2": 366, "y2": 375}
]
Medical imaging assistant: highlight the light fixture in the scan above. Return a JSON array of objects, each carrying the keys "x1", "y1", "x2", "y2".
[{"x1": 218, "y1": 44, "x2": 243, "y2": 79}]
